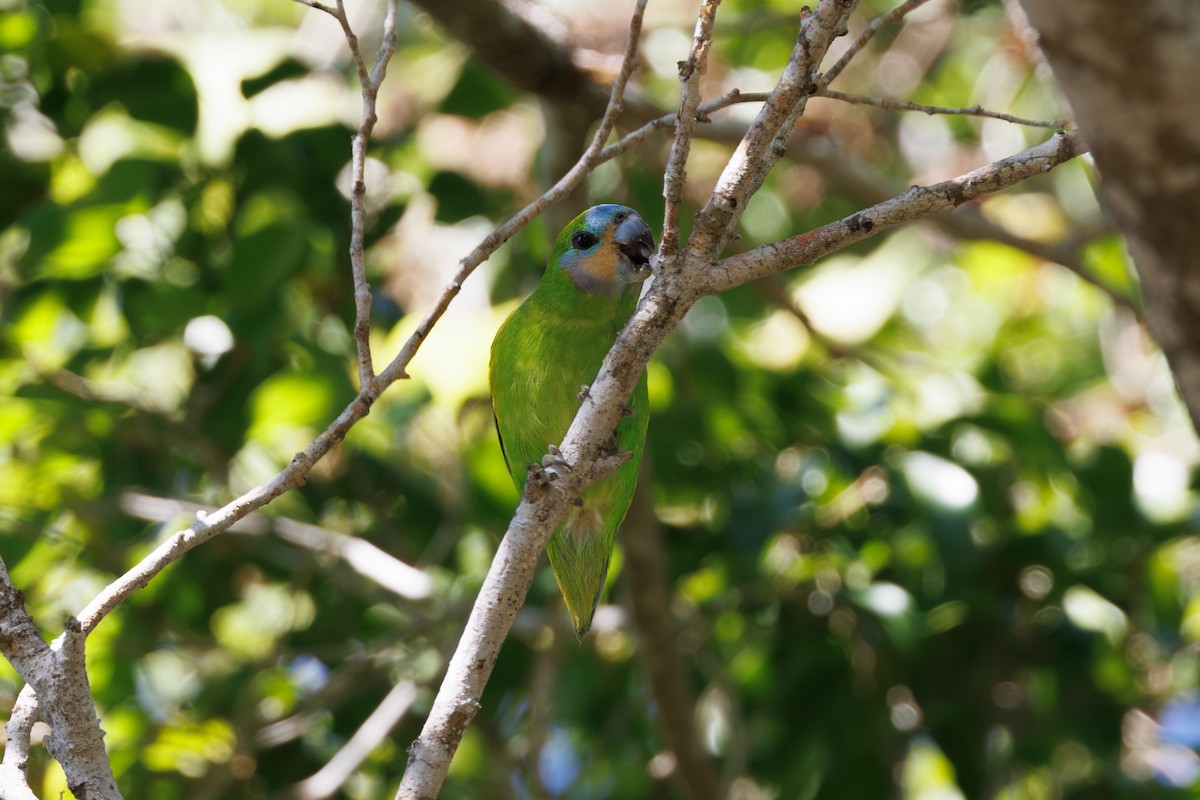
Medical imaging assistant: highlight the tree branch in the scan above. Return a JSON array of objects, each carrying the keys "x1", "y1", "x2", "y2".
[
  {"x1": 819, "y1": 0, "x2": 934, "y2": 89},
  {"x1": 289, "y1": 681, "x2": 417, "y2": 800},
  {"x1": 407, "y1": 0, "x2": 609, "y2": 116},
  {"x1": 0, "y1": 560, "x2": 121, "y2": 799},
  {"x1": 703, "y1": 129, "x2": 1089, "y2": 293},
  {"x1": 0, "y1": 3, "x2": 1101, "y2": 797},
  {"x1": 661, "y1": 0, "x2": 721, "y2": 262},
  {"x1": 390, "y1": 8, "x2": 1087, "y2": 800},
  {"x1": 394, "y1": 469, "x2": 580, "y2": 799},
  {"x1": 5, "y1": 0, "x2": 643, "y2": 785},
  {"x1": 816, "y1": 88, "x2": 1069, "y2": 127},
  {"x1": 398, "y1": 5, "x2": 862, "y2": 796},
  {"x1": 298, "y1": 0, "x2": 399, "y2": 386},
  {"x1": 117, "y1": 491, "x2": 434, "y2": 601},
  {"x1": 738, "y1": 127, "x2": 1137, "y2": 317},
  {"x1": 67, "y1": 0, "x2": 643, "y2": 646},
  {"x1": 597, "y1": 89, "x2": 765, "y2": 166},
  {"x1": 395, "y1": 7, "x2": 649, "y2": 795},
  {"x1": 687, "y1": 0, "x2": 860, "y2": 262},
  {"x1": 398, "y1": 116, "x2": 1088, "y2": 800},
  {"x1": 0, "y1": 681, "x2": 40, "y2": 799}
]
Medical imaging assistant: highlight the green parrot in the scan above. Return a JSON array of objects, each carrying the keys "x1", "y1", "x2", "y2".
[{"x1": 489, "y1": 204, "x2": 655, "y2": 639}]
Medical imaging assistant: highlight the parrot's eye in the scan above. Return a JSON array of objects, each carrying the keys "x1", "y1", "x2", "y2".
[{"x1": 571, "y1": 231, "x2": 597, "y2": 249}]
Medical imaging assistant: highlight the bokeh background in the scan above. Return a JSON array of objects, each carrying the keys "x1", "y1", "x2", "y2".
[{"x1": 3, "y1": 0, "x2": 1199, "y2": 797}]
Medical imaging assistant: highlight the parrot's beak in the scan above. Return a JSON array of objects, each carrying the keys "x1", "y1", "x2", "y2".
[{"x1": 614, "y1": 215, "x2": 655, "y2": 282}]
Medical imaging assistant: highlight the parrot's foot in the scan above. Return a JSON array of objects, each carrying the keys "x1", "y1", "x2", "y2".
[
  {"x1": 594, "y1": 449, "x2": 634, "y2": 478},
  {"x1": 578, "y1": 384, "x2": 590, "y2": 403},
  {"x1": 621, "y1": 404, "x2": 636, "y2": 418},
  {"x1": 541, "y1": 444, "x2": 573, "y2": 480}
]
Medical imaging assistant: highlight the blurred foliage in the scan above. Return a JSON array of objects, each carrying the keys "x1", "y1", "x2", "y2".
[{"x1": 2, "y1": 0, "x2": 1199, "y2": 798}]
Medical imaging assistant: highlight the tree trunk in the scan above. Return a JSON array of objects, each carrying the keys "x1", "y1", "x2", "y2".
[{"x1": 1017, "y1": 0, "x2": 1200, "y2": 429}]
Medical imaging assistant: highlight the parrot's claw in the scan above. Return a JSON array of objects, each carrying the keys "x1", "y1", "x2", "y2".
[
  {"x1": 578, "y1": 384, "x2": 591, "y2": 403},
  {"x1": 621, "y1": 404, "x2": 636, "y2": 418}
]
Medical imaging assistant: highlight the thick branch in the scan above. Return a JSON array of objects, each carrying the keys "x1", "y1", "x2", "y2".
[
  {"x1": 407, "y1": 0, "x2": 608, "y2": 115},
  {"x1": 394, "y1": 477, "x2": 578, "y2": 799},
  {"x1": 710, "y1": 125, "x2": 1134, "y2": 316},
  {"x1": 703, "y1": 129, "x2": 1089, "y2": 293},
  {"x1": 394, "y1": 6, "x2": 648, "y2": 796},
  {"x1": 0, "y1": 561, "x2": 121, "y2": 799}
]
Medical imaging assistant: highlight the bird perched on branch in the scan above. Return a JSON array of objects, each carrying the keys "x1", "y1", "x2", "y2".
[{"x1": 489, "y1": 204, "x2": 655, "y2": 639}]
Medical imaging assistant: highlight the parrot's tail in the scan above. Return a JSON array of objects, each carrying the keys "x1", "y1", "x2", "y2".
[{"x1": 546, "y1": 509, "x2": 611, "y2": 640}]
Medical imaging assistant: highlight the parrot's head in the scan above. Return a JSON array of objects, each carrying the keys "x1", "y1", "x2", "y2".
[{"x1": 552, "y1": 204, "x2": 655, "y2": 297}]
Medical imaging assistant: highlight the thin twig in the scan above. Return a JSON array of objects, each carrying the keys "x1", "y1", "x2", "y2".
[
  {"x1": 293, "y1": 0, "x2": 336, "y2": 14},
  {"x1": 818, "y1": 88, "x2": 1069, "y2": 127},
  {"x1": 333, "y1": 0, "x2": 372, "y2": 103},
  {"x1": 598, "y1": 89, "x2": 768, "y2": 165},
  {"x1": 39, "y1": 366, "x2": 177, "y2": 414},
  {"x1": 289, "y1": 681, "x2": 417, "y2": 800},
  {"x1": 294, "y1": 0, "x2": 398, "y2": 386},
  {"x1": 118, "y1": 491, "x2": 435, "y2": 601},
  {"x1": 687, "y1": 0, "x2": 861, "y2": 262},
  {"x1": 660, "y1": 0, "x2": 721, "y2": 262},
  {"x1": 302, "y1": 0, "x2": 400, "y2": 386},
  {"x1": 819, "y1": 0, "x2": 934, "y2": 89},
  {"x1": 75, "y1": 396, "x2": 361, "y2": 633}
]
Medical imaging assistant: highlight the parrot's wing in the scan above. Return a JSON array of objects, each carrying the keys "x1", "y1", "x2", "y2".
[{"x1": 491, "y1": 406, "x2": 514, "y2": 477}]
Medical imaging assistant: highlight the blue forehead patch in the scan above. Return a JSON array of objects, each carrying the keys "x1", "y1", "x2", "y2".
[{"x1": 582, "y1": 204, "x2": 633, "y2": 232}]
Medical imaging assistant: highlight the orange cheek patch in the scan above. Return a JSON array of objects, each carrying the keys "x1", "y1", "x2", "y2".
[{"x1": 580, "y1": 246, "x2": 620, "y2": 283}]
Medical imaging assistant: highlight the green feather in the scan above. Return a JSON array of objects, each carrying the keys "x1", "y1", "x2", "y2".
[{"x1": 489, "y1": 205, "x2": 652, "y2": 639}]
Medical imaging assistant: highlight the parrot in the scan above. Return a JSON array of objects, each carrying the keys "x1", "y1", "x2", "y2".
[{"x1": 489, "y1": 204, "x2": 655, "y2": 640}]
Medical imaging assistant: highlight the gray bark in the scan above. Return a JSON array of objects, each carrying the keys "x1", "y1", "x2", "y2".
[{"x1": 1018, "y1": 0, "x2": 1200, "y2": 428}]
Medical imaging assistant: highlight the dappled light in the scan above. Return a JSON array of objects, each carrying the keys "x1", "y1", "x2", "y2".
[{"x1": 3, "y1": 0, "x2": 1199, "y2": 798}]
